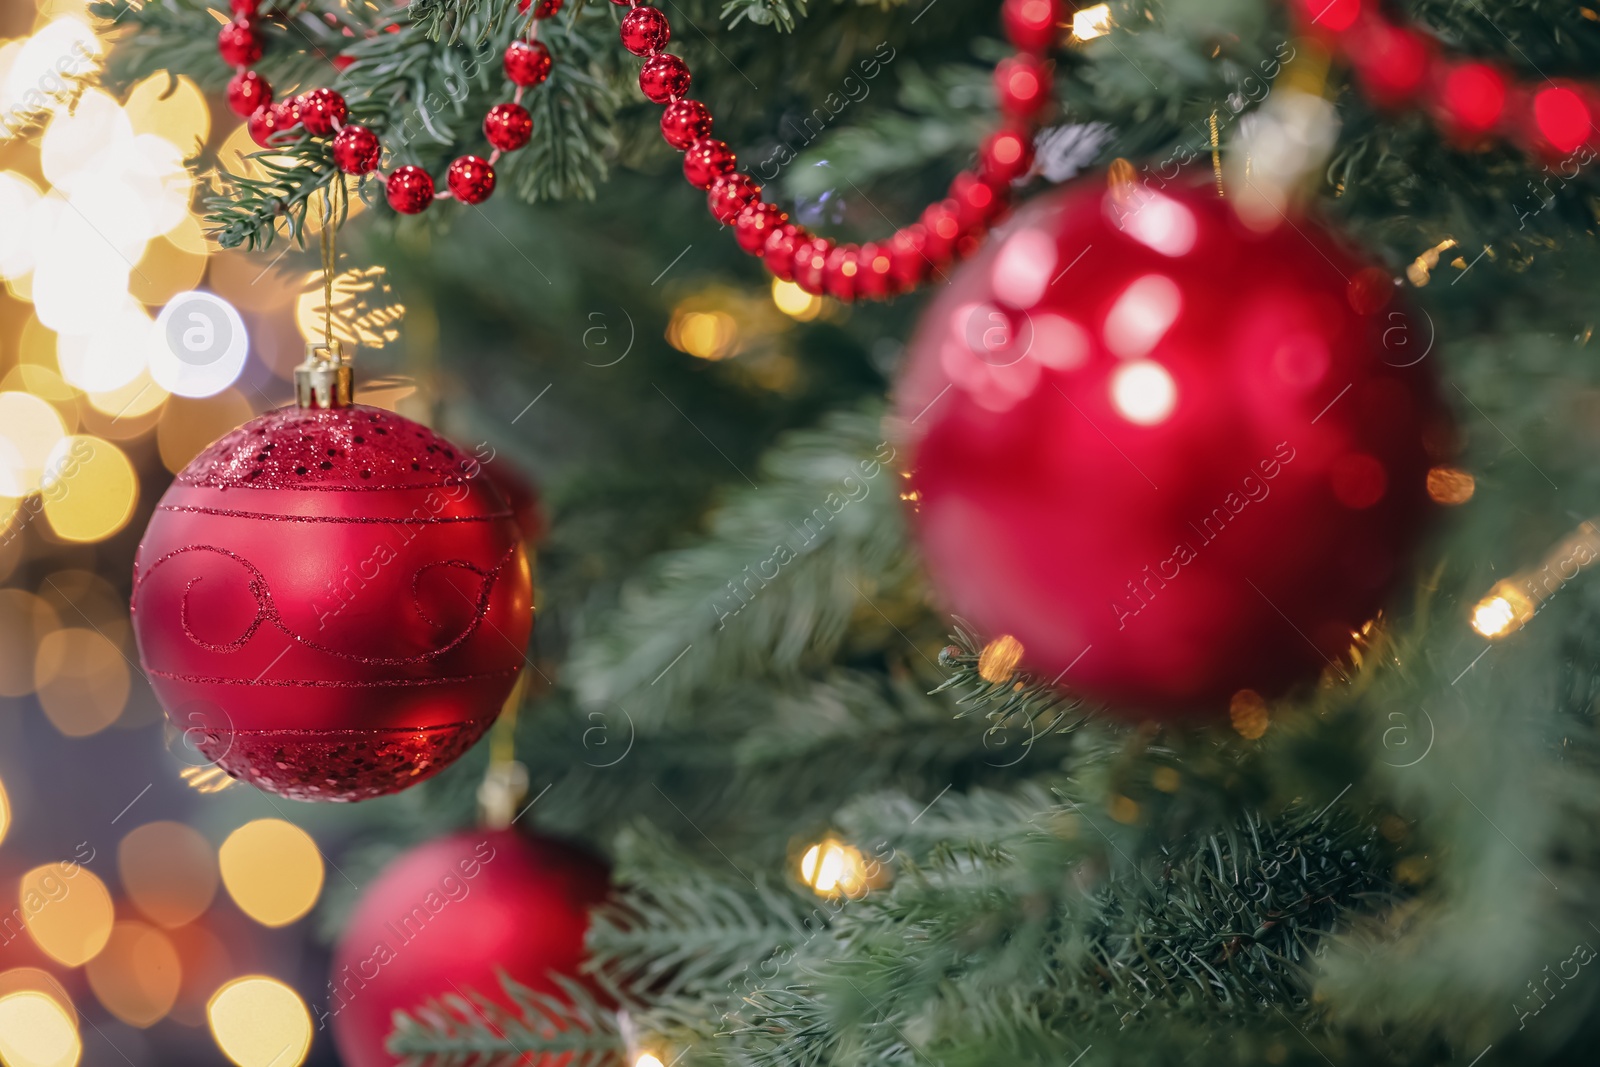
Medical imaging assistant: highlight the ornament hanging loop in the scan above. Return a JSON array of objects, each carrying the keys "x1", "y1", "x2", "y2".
[{"x1": 295, "y1": 340, "x2": 353, "y2": 409}]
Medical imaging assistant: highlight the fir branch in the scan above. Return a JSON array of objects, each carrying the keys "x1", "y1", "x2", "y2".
[{"x1": 388, "y1": 974, "x2": 624, "y2": 1065}]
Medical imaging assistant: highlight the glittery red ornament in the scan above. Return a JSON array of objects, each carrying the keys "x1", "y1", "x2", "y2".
[
  {"x1": 386, "y1": 166, "x2": 435, "y2": 214},
  {"x1": 824, "y1": 244, "x2": 860, "y2": 301},
  {"x1": 521, "y1": 0, "x2": 562, "y2": 16},
  {"x1": 660, "y1": 98, "x2": 712, "y2": 149},
  {"x1": 707, "y1": 172, "x2": 759, "y2": 223},
  {"x1": 272, "y1": 95, "x2": 303, "y2": 132},
  {"x1": 131, "y1": 405, "x2": 533, "y2": 800},
  {"x1": 792, "y1": 236, "x2": 832, "y2": 295},
  {"x1": 246, "y1": 105, "x2": 287, "y2": 148},
  {"x1": 447, "y1": 155, "x2": 496, "y2": 205},
  {"x1": 896, "y1": 180, "x2": 1445, "y2": 714},
  {"x1": 734, "y1": 201, "x2": 786, "y2": 254},
  {"x1": 217, "y1": 19, "x2": 263, "y2": 67},
  {"x1": 504, "y1": 39, "x2": 553, "y2": 87},
  {"x1": 620, "y1": 5, "x2": 670, "y2": 55},
  {"x1": 483, "y1": 102, "x2": 533, "y2": 152},
  {"x1": 329, "y1": 830, "x2": 609, "y2": 1067},
  {"x1": 332, "y1": 124, "x2": 381, "y2": 174},
  {"x1": 299, "y1": 87, "x2": 347, "y2": 136},
  {"x1": 762, "y1": 223, "x2": 805, "y2": 282},
  {"x1": 639, "y1": 53, "x2": 690, "y2": 104},
  {"x1": 226, "y1": 70, "x2": 272, "y2": 118},
  {"x1": 682, "y1": 137, "x2": 734, "y2": 189},
  {"x1": 1002, "y1": 0, "x2": 1060, "y2": 53},
  {"x1": 995, "y1": 54, "x2": 1050, "y2": 118}
]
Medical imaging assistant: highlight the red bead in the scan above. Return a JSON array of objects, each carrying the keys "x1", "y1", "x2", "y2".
[
  {"x1": 387, "y1": 166, "x2": 435, "y2": 214},
  {"x1": 484, "y1": 102, "x2": 534, "y2": 151},
  {"x1": 639, "y1": 53, "x2": 690, "y2": 104},
  {"x1": 995, "y1": 54, "x2": 1051, "y2": 118},
  {"x1": 1530, "y1": 84, "x2": 1593, "y2": 157},
  {"x1": 707, "y1": 172, "x2": 759, "y2": 223},
  {"x1": 888, "y1": 225, "x2": 931, "y2": 290},
  {"x1": 331, "y1": 831, "x2": 608, "y2": 1067},
  {"x1": 1432, "y1": 60, "x2": 1506, "y2": 140},
  {"x1": 217, "y1": 19, "x2": 264, "y2": 67},
  {"x1": 897, "y1": 181, "x2": 1446, "y2": 714},
  {"x1": 980, "y1": 128, "x2": 1033, "y2": 184},
  {"x1": 660, "y1": 99, "x2": 712, "y2": 149},
  {"x1": 226, "y1": 69, "x2": 272, "y2": 118},
  {"x1": 791, "y1": 237, "x2": 832, "y2": 295},
  {"x1": 921, "y1": 199, "x2": 963, "y2": 264},
  {"x1": 856, "y1": 241, "x2": 893, "y2": 300},
  {"x1": 331, "y1": 124, "x2": 381, "y2": 174},
  {"x1": 950, "y1": 170, "x2": 1003, "y2": 230},
  {"x1": 762, "y1": 224, "x2": 806, "y2": 282},
  {"x1": 229, "y1": 0, "x2": 259, "y2": 14},
  {"x1": 1001, "y1": 0, "x2": 1058, "y2": 52},
  {"x1": 519, "y1": 0, "x2": 562, "y2": 15},
  {"x1": 733, "y1": 201, "x2": 787, "y2": 254},
  {"x1": 272, "y1": 94, "x2": 303, "y2": 131},
  {"x1": 1346, "y1": 17, "x2": 1432, "y2": 107},
  {"x1": 823, "y1": 244, "x2": 861, "y2": 302},
  {"x1": 620, "y1": 6, "x2": 670, "y2": 56},
  {"x1": 333, "y1": 53, "x2": 356, "y2": 71},
  {"x1": 447, "y1": 155, "x2": 496, "y2": 205},
  {"x1": 682, "y1": 137, "x2": 734, "y2": 189},
  {"x1": 299, "y1": 87, "x2": 347, "y2": 136},
  {"x1": 131, "y1": 406, "x2": 533, "y2": 801},
  {"x1": 246, "y1": 105, "x2": 287, "y2": 148},
  {"x1": 505, "y1": 39, "x2": 553, "y2": 87}
]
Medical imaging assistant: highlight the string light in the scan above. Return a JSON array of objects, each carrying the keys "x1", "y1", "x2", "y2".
[
  {"x1": 977, "y1": 634, "x2": 1025, "y2": 683},
  {"x1": 1469, "y1": 519, "x2": 1600, "y2": 639},
  {"x1": 1071, "y1": 4, "x2": 1113, "y2": 41},
  {"x1": 798, "y1": 836, "x2": 879, "y2": 897},
  {"x1": 771, "y1": 278, "x2": 822, "y2": 321}
]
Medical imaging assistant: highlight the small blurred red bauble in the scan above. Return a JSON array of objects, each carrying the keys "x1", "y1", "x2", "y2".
[
  {"x1": 897, "y1": 179, "x2": 1446, "y2": 713},
  {"x1": 329, "y1": 829, "x2": 610, "y2": 1067},
  {"x1": 130, "y1": 404, "x2": 533, "y2": 800}
]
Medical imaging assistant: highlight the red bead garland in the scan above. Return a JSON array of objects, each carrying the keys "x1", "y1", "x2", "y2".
[
  {"x1": 614, "y1": 0, "x2": 1061, "y2": 302},
  {"x1": 219, "y1": 2, "x2": 565, "y2": 212},
  {"x1": 1294, "y1": 0, "x2": 1600, "y2": 162}
]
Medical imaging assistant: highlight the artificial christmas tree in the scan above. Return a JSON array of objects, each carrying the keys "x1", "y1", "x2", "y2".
[{"x1": 84, "y1": 0, "x2": 1600, "y2": 1064}]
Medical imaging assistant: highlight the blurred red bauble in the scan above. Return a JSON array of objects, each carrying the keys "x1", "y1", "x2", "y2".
[
  {"x1": 217, "y1": 19, "x2": 263, "y2": 67},
  {"x1": 225, "y1": 70, "x2": 271, "y2": 118},
  {"x1": 299, "y1": 87, "x2": 347, "y2": 136},
  {"x1": 329, "y1": 829, "x2": 610, "y2": 1067},
  {"x1": 896, "y1": 179, "x2": 1446, "y2": 713},
  {"x1": 504, "y1": 39, "x2": 553, "y2": 88},
  {"x1": 130, "y1": 405, "x2": 533, "y2": 800}
]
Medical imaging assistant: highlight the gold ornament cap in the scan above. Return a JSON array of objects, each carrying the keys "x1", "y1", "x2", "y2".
[{"x1": 294, "y1": 340, "x2": 353, "y2": 409}]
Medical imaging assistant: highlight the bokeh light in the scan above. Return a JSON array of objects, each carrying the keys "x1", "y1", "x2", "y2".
[
  {"x1": 40, "y1": 435, "x2": 137, "y2": 542},
  {"x1": 0, "y1": 590, "x2": 61, "y2": 697},
  {"x1": 798, "y1": 837, "x2": 872, "y2": 897},
  {"x1": 667, "y1": 307, "x2": 739, "y2": 361},
  {"x1": 34, "y1": 627, "x2": 130, "y2": 737},
  {"x1": 119, "y1": 821, "x2": 218, "y2": 928},
  {"x1": 218, "y1": 820, "x2": 324, "y2": 928},
  {"x1": 0, "y1": 775, "x2": 9, "y2": 849},
  {"x1": 0, "y1": 392, "x2": 67, "y2": 497},
  {"x1": 148, "y1": 290, "x2": 249, "y2": 398},
  {"x1": 85, "y1": 921, "x2": 181, "y2": 1028},
  {"x1": 19, "y1": 863, "x2": 114, "y2": 967},
  {"x1": 156, "y1": 391, "x2": 252, "y2": 474},
  {"x1": 771, "y1": 277, "x2": 822, "y2": 322},
  {"x1": 207, "y1": 977, "x2": 311, "y2": 1067},
  {"x1": 0, "y1": 991, "x2": 81, "y2": 1067}
]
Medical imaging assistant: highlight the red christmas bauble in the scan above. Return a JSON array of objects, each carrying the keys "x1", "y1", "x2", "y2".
[
  {"x1": 386, "y1": 166, "x2": 435, "y2": 214},
  {"x1": 332, "y1": 124, "x2": 381, "y2": 174},
  {"x1": 484, "y1": 102, "x2": 533, "y2": 152},
  {"x1": 246, "y1": 104, "x2": 287, "y2": 148},
  {"x1": 217, "y1": 19, "x2": 263, "y2": 67},
  {"x1": 682, "y1": 137, "x2": 733, "y2": 189},
  {"x1": 660, "y1": 98, "x2": 711, "y2": 149},
  {"x1": 733, "y1": 201, "x2": 786, "y2": 254},
  {"x1": 896, "y1": 180, "x2": 1446, "y2": 713},
  {"x1": 620, "y1": 5, "x2": 670, "y2": 56},
  {"x1": 299, "y1": 87, "x2": 347, "y2": 136},
  {"x1": 504, "y1": 39, "x2": 553, "y2": 88},
  {"x1": 707, "y1": 172, "x2": 759, "y2": 223},
  {"x1": 639, "y1": 53, "x2": 690, "y2": 104},
  {"x1": 447, "y1": 155, "x2": 496, "y2": 205},
  {"x1": 329, "y1": 829, "x2": 609, "y2": 1067},
  {"x1": 130, "y1": 405, "x2": 533, "y2": 800},
  {"x1": 226, "y1": 70, "x2": 271, "y2": 118}
]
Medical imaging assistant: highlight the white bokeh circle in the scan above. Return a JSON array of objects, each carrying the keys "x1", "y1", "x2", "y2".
[{"x1": 149, "y1": 290, "x2": 248, "y2": 398}]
